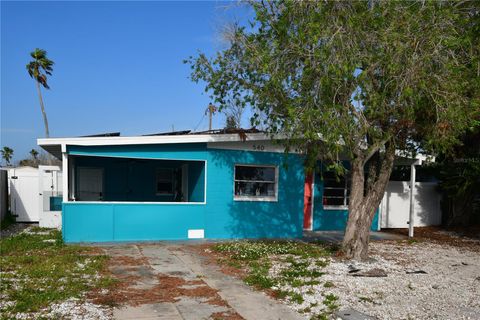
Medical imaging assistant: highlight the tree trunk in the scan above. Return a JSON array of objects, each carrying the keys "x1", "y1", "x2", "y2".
[
  {"x1": 36, "y1": 81, "x2": 50, "y2": 138},
  {"x1": 342, "y1": 143, "x2": 396, "y2": 260}
]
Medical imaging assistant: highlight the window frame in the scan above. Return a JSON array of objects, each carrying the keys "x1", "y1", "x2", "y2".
[
  {"x1": 233, "y1": 164, "x2": 279, "y2": 202},
  {"x1": 155, "y1": 168, "x2": 174, "y2": 195},
  {"x1": 322, "y1": 170, "x2": 350, "y2": 210}
]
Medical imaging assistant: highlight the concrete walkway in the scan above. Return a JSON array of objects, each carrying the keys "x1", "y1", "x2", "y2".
[{"x1": 105, "y1": 243, "x2": 304, "y2": 320}]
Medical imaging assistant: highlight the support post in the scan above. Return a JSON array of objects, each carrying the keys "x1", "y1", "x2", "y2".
[
  {"x1": 62, "y1": 152, "x2": 68, "y2": 203},
  {"x1": 408, "y1": 162, "x2": 417, "y2": 238}
]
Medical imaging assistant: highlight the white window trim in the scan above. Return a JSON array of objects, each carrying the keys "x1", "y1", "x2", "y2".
[
  {"x1": 233, "y1": 164, "x2": 279, "y2": 202},
  {"x1": 155, "y1": 168, "x2": 175, "y2": 196},
  {"x1": 323, "y1": 205, "x2": 349, "y2": 211}
]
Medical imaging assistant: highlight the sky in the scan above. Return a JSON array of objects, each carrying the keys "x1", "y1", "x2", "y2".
[{"x1": 1, "y1": 1, "x2": 252, "y2": 162}]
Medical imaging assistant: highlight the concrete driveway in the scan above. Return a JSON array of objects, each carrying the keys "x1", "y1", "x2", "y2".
[{"x1": 102, "y1": 242, "x2": 304, "y2": 320}]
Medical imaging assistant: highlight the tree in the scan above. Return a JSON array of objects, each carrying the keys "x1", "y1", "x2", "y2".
[
  {"x1": 1, "y1": 147, "x2": 14, "y2": 166},
  {"x1": 187, "y1": 1, "x2": 480, "y2": 259},
  {"x1": 225, "y1": 115, "x2": 238, "y2": 129},
  {"x1": 30, "y1": 149, "x2": 39, "y2": 161},
  {"x1": 437, "y1": 127, "x2": 480, "y2": 227},
  {"x1": 26, "y1": 48, "x2": 54, "y2": 138}
]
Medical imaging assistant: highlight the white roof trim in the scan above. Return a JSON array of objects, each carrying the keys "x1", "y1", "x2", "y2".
[{"x1": 37, "y1": 133, "x2": 274, "y2": 148}]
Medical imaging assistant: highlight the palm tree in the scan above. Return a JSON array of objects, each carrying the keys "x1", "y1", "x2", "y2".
[
  {"x1": 1, "y1": 147, "x2": 14, "y2": 167},
  {"x1": 30, "y1": 149, "x2": 39, "y2": 161},
  {"x1": 26, "y1": 48, "x2": 54, "y2": 138}
]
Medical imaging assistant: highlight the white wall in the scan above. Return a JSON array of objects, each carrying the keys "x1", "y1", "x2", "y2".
[{"x1": 380, "y1": 181, "x2": 442, "y2": 228}]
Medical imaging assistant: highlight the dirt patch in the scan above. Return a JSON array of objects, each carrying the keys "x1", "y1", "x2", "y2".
[
  {"x1": 91, "y1": 246, "x2": 245, "y2": 319},
  {"x1": 210, "y1": 311, "x2": 245, "y2": 320},
  {"x1": 109, "y1": 255, "x2": 150, "y2": 266}
]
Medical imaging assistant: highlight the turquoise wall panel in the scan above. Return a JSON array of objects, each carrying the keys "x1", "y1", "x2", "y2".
[
  {"x1": 63, "y1": 203, "x2": 114, "y2": 242},
  {"x1": 63, "y1": 202, "x2": 205, "y2": 242},
  {"x1": 113, "y1": 204, "x2": 205, "y2": 241},
  {"x1": 205, "y1": 149, "x2": 305, "y2": 239},
  {"x1": 68, "y1": 143, "x2": 207, "y2": 160}
]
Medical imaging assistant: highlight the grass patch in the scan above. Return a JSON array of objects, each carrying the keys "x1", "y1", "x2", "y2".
[
  {"x1": 0, "y1": 228, "x2": 113, "y2": 317},
  {"x1": 214, "y1": 240, "x2": 333, "y2": 261},
  {"x1": 213, "y1": 240, "x2": 335, "y2": 309}
]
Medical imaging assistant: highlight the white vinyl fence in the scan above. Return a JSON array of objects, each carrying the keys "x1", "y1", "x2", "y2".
[
  {"x1": 380, "y1": 181, "x2": 441, "y2": 228},
  {"x1": 8, "y1": 166, "x2": 63, "y2": 228}
]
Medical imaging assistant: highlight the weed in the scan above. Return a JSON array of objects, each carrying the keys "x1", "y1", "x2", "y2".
[
  {"x1": 288, "y1": 291, "x2": 304, "y2": 304},
  {"x1": 323, "y1": 293, "x2": 339, "y2": 312},
  {"x1": 323, "y1": 281, "x2": 334, "y2": 288},
  {"x1": 359, "y1": 296, "x2": 374, "y2": 303}
]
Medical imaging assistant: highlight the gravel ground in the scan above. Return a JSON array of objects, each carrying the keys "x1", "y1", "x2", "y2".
[
  {"x1": 8, "y1": 298, "x2": 112, "y2": 320},
  {"x1": 271, "y1": 240, "x2": 480, "y2": 320}
]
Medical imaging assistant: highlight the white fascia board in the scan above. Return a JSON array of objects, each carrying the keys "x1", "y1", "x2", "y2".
[{"x1": 37, "y1": 133, "x2": 276, "y2": 148}]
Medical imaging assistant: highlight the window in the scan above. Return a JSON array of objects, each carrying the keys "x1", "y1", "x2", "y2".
[
  {"x1": 76, "y1": 167, "x2": 104, "y2": 201},
  {"x1": 234, "y1": 165, "x2": 278, "y2": 201},
  {"x1": 322, "y1": 170, "x2": 350, "y2": 208},
  {"x1": 156, "y1": 168, "x2": 174, "y2": 195}
]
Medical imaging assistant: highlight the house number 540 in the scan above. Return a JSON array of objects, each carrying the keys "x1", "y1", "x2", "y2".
[{"x1": 253, "y1": 144, "x2": 265, "y2": 151}]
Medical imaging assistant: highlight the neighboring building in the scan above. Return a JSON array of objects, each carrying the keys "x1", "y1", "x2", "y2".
[{"x1": 37, "y1": 130, "x2": 435, "y2": 243}]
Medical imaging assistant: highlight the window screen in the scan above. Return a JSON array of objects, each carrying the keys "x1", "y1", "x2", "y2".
[
  {"x1": 234, "y1": 165, "x2": 277, "y2": 200},
  {"x1": 156, "y1": 168, "x2": 173, "y2": 194}
]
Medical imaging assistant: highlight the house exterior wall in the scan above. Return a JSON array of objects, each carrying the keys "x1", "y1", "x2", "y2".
[
  {"x1": 312, "y1": 173, "x2": 379, "y2": 231},
  {"x1": 205, "y1": 148, "x2": 304, "y2": 239},
  {"x1": 63, "y1": 143, "x2": 304, "y2": 242},
  {"x1": 309, "y1": 162, "x2": 379, "y2": 231}
]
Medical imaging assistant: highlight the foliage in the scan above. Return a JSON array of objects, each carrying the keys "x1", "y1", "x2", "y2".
[
  {"x1": 0, "y1": 228, "x2": 113, "y2": 317},
  {"x1": 188, "y1": 1, "x2": 478, "y2": 160},
  {"x1": 26, "y1": 48, "x2": 54, "y2": 138},
  {"x1": 30, "y1": 149, "x2": 39, "y2": 160},
  {"x1": 436, "y1": 127, "x2": 480, "y2": 226},
  {"x1": 26, "y1": 49, "x2": 54, "y2": 89},
  {"x1": 225, "y1": 115, "x2": 239, "y2": 129},
  {"x1": 1, "y1": 146, "x2": 14, "y2": 166},
  {"x1": 188, "y1": 1, "x2": 480, "y2": 259}
]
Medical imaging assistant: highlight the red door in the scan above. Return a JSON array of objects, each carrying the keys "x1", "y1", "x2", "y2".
[{"x1": 303, "y1": 173, "x2": 313, "y2": 230}]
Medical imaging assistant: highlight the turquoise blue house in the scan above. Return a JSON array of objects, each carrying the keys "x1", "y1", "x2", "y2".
[{"x1": 38, "y1": 131, "x2": 379, "y2": 243}]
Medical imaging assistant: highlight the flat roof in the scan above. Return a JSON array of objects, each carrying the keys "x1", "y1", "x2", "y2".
[{"x1": 37, "y1": 132, "x2": 274, "y2": 159}]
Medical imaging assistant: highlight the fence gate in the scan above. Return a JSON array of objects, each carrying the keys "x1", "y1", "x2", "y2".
[{"x1": 38, "y1": 165, "x2": 63, "y2": 228}]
